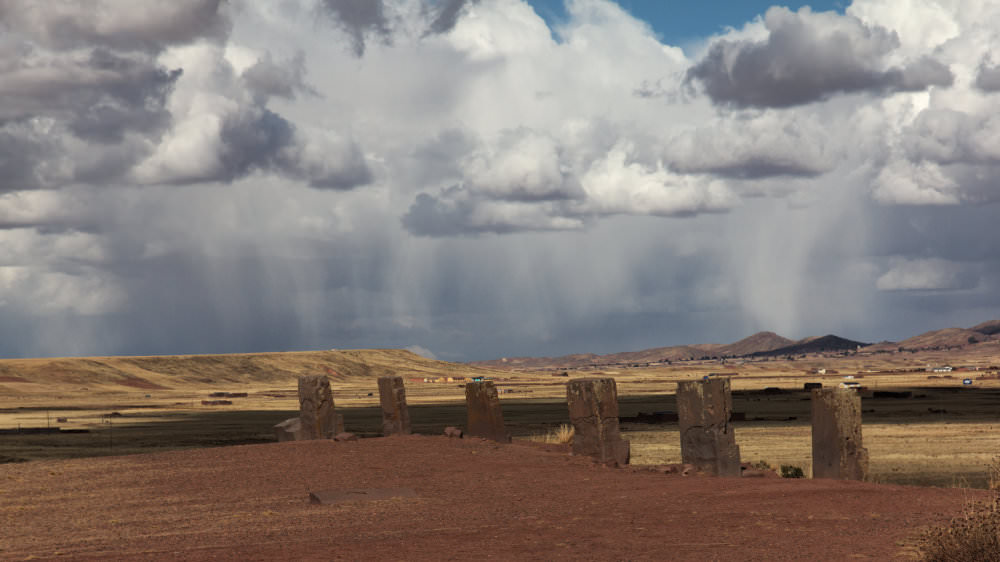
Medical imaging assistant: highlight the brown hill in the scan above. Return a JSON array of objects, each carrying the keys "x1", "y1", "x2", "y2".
[
  {"x1": 717, "y1": 331, "x2": 794, "y2": 357},
  {"x1": 751, "y1": 335, "x2": 868, "y2": 357},
  {"x1": 970, "y1": 319, "x2": 1000, "y2": 336},
  {"x1": 0, "y1": 349, "x2": 504, "y2": 393},
  {"x1": 471, "y1": 344, "x2": 730, "y2": 370},
  {"x1": 895, "y1": 327, "x2": 993, "y2": 350}
]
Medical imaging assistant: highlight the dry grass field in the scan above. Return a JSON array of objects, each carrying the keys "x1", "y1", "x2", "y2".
[{"x1": 4, "y1": 344, "x2": 1000, "y2": 488}]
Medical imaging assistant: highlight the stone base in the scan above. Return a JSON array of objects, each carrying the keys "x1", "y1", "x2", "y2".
[{"x1": 274, "y1": 417, "x2": 302, "y2": 442}]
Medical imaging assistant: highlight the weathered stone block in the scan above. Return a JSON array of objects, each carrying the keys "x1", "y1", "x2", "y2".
[
  {"x1": 298, "y1": 375, "x2": 337, "y2": 440},
  {"x1": 676, "y1": 378, "x2": 741, "y2": 477},
  {"x1": 566, "y1": 378, "x2": 630, "y2": 467},
  {"x1": 465, "y1": 381, "x2": 510, "y2": 443},
  {"x1": 273, "y1": 417, "x2": 301, "y2": 442},
  {"x1": 378, "y1": 376, "x2": 411, "y2": 436},
  {"x1": 811, "y1": 388, "x2": 869, "y2": 480}
]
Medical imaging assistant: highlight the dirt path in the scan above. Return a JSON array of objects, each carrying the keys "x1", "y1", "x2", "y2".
[{"x1": 0, "y1": 436, "x2": 978, "y2": 561}]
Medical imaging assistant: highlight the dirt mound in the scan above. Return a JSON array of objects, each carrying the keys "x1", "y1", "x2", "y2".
[{"x1": 0, "y1": 437, "x2": 973, "y2": 560}]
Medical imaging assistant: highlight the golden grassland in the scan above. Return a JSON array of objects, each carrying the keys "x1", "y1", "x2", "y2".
[{"x1": 4, "y1": 344, "x2": 1000, "y2": 487}]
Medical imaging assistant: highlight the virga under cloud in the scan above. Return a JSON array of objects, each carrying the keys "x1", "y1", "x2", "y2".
[{"x1": 1, "y1": 0, "x2": 999, "y2": 360}]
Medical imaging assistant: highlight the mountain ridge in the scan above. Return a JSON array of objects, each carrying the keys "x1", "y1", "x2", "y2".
[{"x1": 470, "y1": 320, "x2": 1000, "y2": 370}]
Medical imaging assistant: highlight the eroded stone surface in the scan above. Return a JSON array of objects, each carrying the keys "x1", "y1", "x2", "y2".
[
  {"x1": 465, "y1": 381, "x2": 510, "y2": 443},
  {"x1": 566, "y1": 378, "x2": 629, "y2": 467},
  {"x1": 811, "y1": 388, "x2": 869, "y2": 480},
  {"x1": 378, "y1": 376, "x2": 411, "y2": 436},
  {"x1": 676, "y1": 378, "x2": 741, "y2": 477},
  {"x1": 298, "y1": 375, "x2": 337, "y2": 440}
]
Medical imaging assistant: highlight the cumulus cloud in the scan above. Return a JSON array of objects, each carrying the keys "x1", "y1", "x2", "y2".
[
  {"x1": 903, "y1": 108, "x2": 1000, "y2": 166},
  {"x1": 130, "y1": 43, "x2": 371, "y2": 189},
  {"x1": 686, "y1": 6, "x2": 953, "y2": 108},
  {"x1": 403, "y1": 138, "x2": 734, "y2": 237},
  {"x1": 460, "y1": 129, "x2": 583, "y2": 202},
  {"x1": 872, "y1": 159, "x2": 960, "y2": 205},
  {"x1": 4, "y1": 0, "x2": 1000, "y2": 361},
  {"x1": 664, "y1": 112, "x2": 835, "y2": 178}
]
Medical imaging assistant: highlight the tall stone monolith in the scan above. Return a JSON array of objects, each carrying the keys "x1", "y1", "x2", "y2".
[
  {"x1": 378, "y1": 376, "x2": 411, "y2": 436},
  {"x1": 676, "y1": 378, "x2": 741, "y2": 477},
  {"x1": 811, "y1": 388, "x2": 869, "y2": 480},
  {"x1": 566, "y1": 378, "x2": 629, "y2": 467},
  {"x1": 465, "y1": 381, "x2": 510, "y2": 443},
  {"x1": 298, "y1": 375, "x2": 337, "y2": 440}
]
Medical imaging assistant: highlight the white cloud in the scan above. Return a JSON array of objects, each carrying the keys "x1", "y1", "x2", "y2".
[
  {"x1": 876, "y1": 257, "x2": 967, "y2": 291},
  {"x1": 404, "y1": 344, "x2": 436, "y2": 359}
]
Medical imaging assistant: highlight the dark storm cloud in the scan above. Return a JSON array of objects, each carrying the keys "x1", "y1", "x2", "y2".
[
  {"x1": 402, "y1": 191, "x2": 504, "y2": 236},
  {"x1": 300, "y1": 143, "x2": 373, "y2": 190},
  {"x1": 241, "y1": 51, "x2": 313, "y2": 103},
  {"x1": 216, "y1": 107, "x2": 296, "y2": 181},
  {"x1": 686, "y1": 7, "x2": 953, "y2": 108},
  {"x1": 320, "y1": 0, "x2": 392, "y2": 56},
  {"x1": 0, "y1": 0, "x2": 230, "y2": 53},
  {"x1": 321, "y1": 0, "x2": 477, "y2": 56},
  {"x1": 401, "y1": 189, "x2": 579, "y2": 237},
  {"x1": 66, "y1": 50, "x2": 182, "y2": 143},
  {"x1": 687, "y1": 159, "x2": 823, "y2": 179},
  {"x1": 425, "y1": 0, "x2": 478, "y2": 35},
  {"x1": 0, "y1": 49, "x2": 181, "y2": 129},
  {"x1": 975, "y1": 60, "x2": 1000, "y2": 92},
  {"x1": 0, "y1": 128, "x2": 52, "y2": 192}
]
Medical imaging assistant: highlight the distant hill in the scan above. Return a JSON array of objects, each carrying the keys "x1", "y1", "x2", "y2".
[
  {"x1": 970, "y1": 320, "x2": 1000, "y2": 336},
  {"x1": 474, "y1": 319, "x2": 1000, "y2": 369},
  {"x1": 472, "y1": 331, "x2": 801, "y2": 370},
  {"x1": 0, "y1": 349, "x2": 504, "y2": 393},
  {"x1": 750, "y1": 335, "x2": 869, "y2": 357},
  {"x1": 718, "y1": 331, "x2": 794, "y2": 357},
  {"x1": 893, "y1": 327, "x2": 988, "y2": 350}
]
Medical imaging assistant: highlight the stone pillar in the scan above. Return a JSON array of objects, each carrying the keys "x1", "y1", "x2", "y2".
[
  {"x1": 465, "y1": 381, "x2": 510, "y2": 443},
  {"x1": 676, "y1": 378, "x2": 741, "y2": 477},
  {"x1": 378, "y1": 376, "x2": 411, "y2": 436},
  {"x1": 811, "y1": 388, "x2": 869, "y2": 480},
  {"x1": 566, "y1": 378, "x2": 629, "y2": 466},
  {"x1": 298, "y1": 375, "x2": 337, "y2": 440}
]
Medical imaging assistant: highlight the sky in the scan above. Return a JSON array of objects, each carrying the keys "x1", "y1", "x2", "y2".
[{"x1": 1, "y1": 0, "x2": 1000, "y2": 362}]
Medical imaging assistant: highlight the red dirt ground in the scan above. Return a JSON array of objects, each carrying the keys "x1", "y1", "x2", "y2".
[{"x1": 0, "y1": 436, "x2": 980, "y2": 561}]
